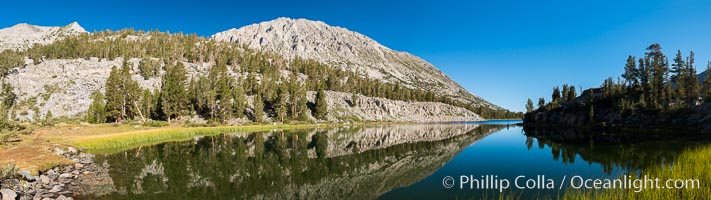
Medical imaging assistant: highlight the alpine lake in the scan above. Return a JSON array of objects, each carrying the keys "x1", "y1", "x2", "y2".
[{"x1": 73, "y1": 120, "x2": 711, "y2": 199}]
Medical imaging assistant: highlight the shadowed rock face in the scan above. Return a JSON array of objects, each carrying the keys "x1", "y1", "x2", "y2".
[
  {"x1": 212, "y1": 17, "x2": 499, "y2": 110},
  {"x1": 76, "y1": 124, "x2": 503, "y2": 200}
]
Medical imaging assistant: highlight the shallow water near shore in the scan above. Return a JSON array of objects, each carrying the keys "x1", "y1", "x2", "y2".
[{"x1": 73, "y1": 120, "x2": 709, "y2": 199}]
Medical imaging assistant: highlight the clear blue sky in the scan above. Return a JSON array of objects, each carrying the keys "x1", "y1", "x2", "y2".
[{"x1": 2, "y1": 0, "x2": 711, "y2": 112}]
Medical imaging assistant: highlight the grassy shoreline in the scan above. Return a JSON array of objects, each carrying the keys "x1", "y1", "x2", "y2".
[{"x1": 562, "y1": 144, "x2": 711, "y2": 199}]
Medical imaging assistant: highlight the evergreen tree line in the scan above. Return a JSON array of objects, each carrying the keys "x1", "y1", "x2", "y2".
[
  {"x1": 0, "y1": 82, "x2": 18, "y2": 132},
  {"x1": 1, "y1": 28, "x2": 518, "y2": 123},
  {"x1": 84, "y1": 59, "x2": 325, "y2": 124},
  {"x1": 526, "y1": 43, "x2": 711, "y2": 115}
]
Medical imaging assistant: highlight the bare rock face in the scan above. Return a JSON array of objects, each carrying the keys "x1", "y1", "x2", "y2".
[
  {"x1": 212, "y1": 17, "x2": 500, "y2": 109},
  {"x1": 0, "y1": 22, "x2": 87, "y2": 51},
  {"x1": 4, "y1": 56, "x2": 479, "y2": 122},
  {"x1": 5, "y1": 58, "x2": 161, "y2": 121},
  {"x1": 308, "y1": 91, "x2": 482, "y2": 123}
]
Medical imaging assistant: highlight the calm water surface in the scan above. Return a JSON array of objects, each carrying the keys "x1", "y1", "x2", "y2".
[{"x1": 76, "y1": 121, "x2": 707, "y2": 199}]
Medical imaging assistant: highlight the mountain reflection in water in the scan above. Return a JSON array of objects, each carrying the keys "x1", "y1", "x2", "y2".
[
  {"x1": 77, "y1": 124, "x2": 502, "y2": 200},
  {"x1": 75, "y1": 122, "x2": 711, "y2": 199}
]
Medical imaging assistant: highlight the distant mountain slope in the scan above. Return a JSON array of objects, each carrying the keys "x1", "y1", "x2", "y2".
[
  {"x1": 211, "y1": 17, "x2": 501, "y2": 110},
  {"x1": 0, "y1": 21, "x2": 511, "y2": 122},
  {"x1": 0, "y1": 22, "x2": 86, "y2": 52},
  {"x1": 700, "y1": 70, "x2": 707, "y2": 83}
]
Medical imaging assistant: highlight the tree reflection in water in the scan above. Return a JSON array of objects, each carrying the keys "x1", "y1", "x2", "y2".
[
  {"x1": 77, "y1": 124, "x2": 503, "y2": 200},
  {"x1": 523, "y1": 126, "x2": 711, "y2": 174}
]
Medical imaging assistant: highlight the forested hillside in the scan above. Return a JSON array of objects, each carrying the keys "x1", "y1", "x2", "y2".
[{"x1": 0, "y1": 27, "x2": 520, "y2": 131}]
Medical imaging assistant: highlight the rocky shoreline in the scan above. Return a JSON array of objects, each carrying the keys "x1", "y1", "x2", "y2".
[{"x1": 0, "y1": 147, "x2": 105, "y2": 200}]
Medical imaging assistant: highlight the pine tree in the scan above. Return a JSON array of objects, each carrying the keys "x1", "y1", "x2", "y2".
[
  {"x1": 639, "y1": 58, "x2": 651, "y2": 104},
  {"x1": 160, "y1": 62, "x2": 189, "y2": 123},
  {"x1": 246, "y1": 72, "x2": 257, "y2": 94},
  {"x1": 538, "y1": 98, "x2": 546, "y2": 109},
  {"x1": 671, "y1": 50, "x2": 684, "y2": 82},
  {"x1": 211, "y1": 63, "x2": 233, "y2": 122},
  {"x1": 139, "y1": 57, "x2": 158, "y2": 80},
  {"x1": 685, "y1": 51, "x2": 700, "y2": 106},
  {"x1": 141, "y1": 89, "x2": 153, "y2": 120},
  {"x1": 602, "y1": 77, "x2": 615, "y2": 97},
  {"x1": 217, "y1": 77, "x2": 233, "y2": 121},
  {"x1": 525, "y1": 98, "x2": 534, "y2": 112},
  {"x1": 568, "y1": 86, "x2": 577, "y2": 101},
  {"x1": 190, "y1": 76, "x2": 208, "y2": 116},
  {"x1": 551, "y1": 86, "x2": 561, "y2": 103},
  {"x1": 44, "y1": 110, "x2": 53, "y2": 126},
  {"x1": 253, "y1": 92, "x2": 264, "y2": 122},
  {"x1": 646, "y1": 44, "x2": 669, "y2": 107},
  {"x1": 622, "y1": 55, "x2": 639, "y2": 88},
  {"x1": 275, "y1": 83, "x2": 288, "y2": 122},
  {"x1": 104, "y1": 66, "x2": 123, "y2": 122},
  {"x1": 561, "y1": 84, "x2": 569, "y2": 102},
  {"x1": 86, "y1": 91, "x2": 106, "y2": 124},
  {"x1": 187, "y1": 78, "x2": 198, "y2": 114},
  {"x1": 0, "y1": 105, "x2": 11, "y2": 131},
  {"x1": 672, "y1": 50, "x2": 686, "y2": 103},
  {"x1": 120, "y1": 60, "x2": 141, "y2": 120},
  {"x1": 1, "y1": 82, "x2": 16, "y2": 109},
  {"x1": 233, "y1": 80, "x2": 246, "y2": 118},
  {"x1": 288, "y1": 76, "x2": 301, "y2": 120},
  {"x1": 151, "y1": 87, "x2": 163, "y2": 119},
  {"x1": 314, "y1": 89, "x2": 328, "y2": 120}
]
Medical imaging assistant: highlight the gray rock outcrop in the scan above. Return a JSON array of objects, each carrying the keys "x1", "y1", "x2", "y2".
[
  {"x1": 309, "y1": 91, "x2": 481, "y2": 123},
  {"x1": 5, "y1": 58, "x2": 161, "y2": 121}
]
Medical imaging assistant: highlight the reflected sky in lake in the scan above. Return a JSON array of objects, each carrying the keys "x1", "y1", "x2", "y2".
[{"x1": 380, "y1": 122, "x2": 623, "y2": 199}]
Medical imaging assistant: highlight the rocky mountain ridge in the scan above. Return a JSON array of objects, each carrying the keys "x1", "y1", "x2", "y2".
[
  {"x1": 0, "y1": 22, "x2": 86, "y2": 52},
  {"x1": 211, "y1": 17, "x2": 500, "y2": 110},
  {"x1": 0, "y1": 19, "x2": 501, "y2": 122}
]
